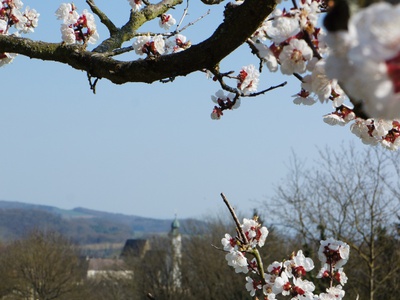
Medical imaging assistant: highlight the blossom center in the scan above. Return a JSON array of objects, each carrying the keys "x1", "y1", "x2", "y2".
[
  {"x1": 293, "y1": 266, "x2": 306, "y2": 277},
  {"x1": 291, "y1": 49, "x2": 303, "y2": 62},
  {"x1": 386, "y1": 52, "x2": 400, "y2": 93}
]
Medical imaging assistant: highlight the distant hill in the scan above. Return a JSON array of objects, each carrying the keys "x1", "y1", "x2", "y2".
[{"x1": 0, "y1": 200, "x2": 202, "y2": 247}]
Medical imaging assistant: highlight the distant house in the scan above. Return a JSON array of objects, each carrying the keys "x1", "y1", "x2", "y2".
[
  {"x1": 86, "y1": 258, "x2": 133, "y2": 279},
  {"x1": 120, "y1": 238, "x2": 151, "y2": 259},
  {"x1": 86, "y1": 216, "x2": 182, "y2": 289}
]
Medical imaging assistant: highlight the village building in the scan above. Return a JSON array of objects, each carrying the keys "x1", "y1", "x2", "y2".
[
  {"x1": 86, "y1": 215, "x2": 182, "y2": 288},
  {"x1": 86, "y1": 257, "x2": 133, "y2": 279}
]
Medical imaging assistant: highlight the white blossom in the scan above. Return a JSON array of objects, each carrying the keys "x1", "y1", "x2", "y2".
[
  {"x1": 60, "y1": 24, "x2": 75, "y2": 44},
  {"x1": 302, "y1": 61, "x2": 334, "y2": 103},
  {"x1": 272, "y1": 272, "x2": 290, "y2": 295},
  {"x1": 372, "y1": 119, "x2": 393, "y2": 137},
  {"x1": 55, "y1": 3, "x2": 79, "y2": 24},
  {"x1": 237, "y1": 65, "x2": 259, "y2": 94},
  {"x1": 318, "y1": 238, "x2": 350, "y2": 269},
  {"x1": 266, "y1": 14, "x2": 301, "y2": 44},
  {"x1": 323, "y1": 114, "x2": 346, "y2": 126},
  {"x1": 325, "y1": 2, "x2": 400, "y2": 119},
  {"x1": 225, "y1": 250, "x2": 248, "y2": 274},
  {"x1": 381, "y1": 136, "x2": 400, "y2": 150},
  {"x1": 320, "y1": 285, "x2": 345, "y2": 300},
  {"x1": 245, "y1": 276, "x2": 261, "y2": 296},
  {"x1": 252, "y1": 41, "x2": 278, "y2": 72},
  {"x1": 128, "y1": 0, "x2": 142, "y2": 12},
  {"x1": 221, "y1": 233, "x2": 236, "y2": 251},
  {"x1": 133, "y1": 35, "x2": 151, "y2": 55},
  {"x1": 153, "y1": 35, "x2": 166, "y2": 55},
  {"x1": 0, "y1": 52, "x2": 17, "y2": 67},
  {"x1": 159, "y1": 14, "x2": 176, "y2": 30},
  {"x1": 279, "y1": 38, "x2": 313, "y2": 74},
  {"x1": 350, "y1": 119, "x2": 380, "y2": 146},
  {"x1": 82, "y1": 10, "x2": 99, "y2": 44},
  {"x1": 292, "y1": 278, "x2": 315, "y2": 300},
  {"x1": 0, "y1": 19, "x2": 8, "y2": 34},
  {"x1": 18, "y1": 7, "x2": 39, "y2": 34}
]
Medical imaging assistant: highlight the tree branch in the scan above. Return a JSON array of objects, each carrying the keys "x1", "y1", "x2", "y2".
[
  {"x1": 86, "y1": 0, "x2": 118, "y2": 35},
  {"x1": 0, "y1": 0, "x2": 276, "y2": 85},
  {"x1": 92, "y1": 0, "x2": 184, "y2": 53},
  {"x1": 221, "y1": 193, "x2": 249, "y2": 245}
]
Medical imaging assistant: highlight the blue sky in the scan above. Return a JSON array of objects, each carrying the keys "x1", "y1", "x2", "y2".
[{"x1": 0, "y1": 0, "x2": 365, "y2": 219}]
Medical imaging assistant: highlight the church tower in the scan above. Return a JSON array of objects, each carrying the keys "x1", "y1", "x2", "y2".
[{"x1": 169, "y1": 215, "x2": 182, "y2": 289}]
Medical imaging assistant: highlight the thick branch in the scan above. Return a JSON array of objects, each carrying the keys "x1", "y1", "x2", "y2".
[
  {"x1": 0, "y1": 0, "x2": 276, "y2": 84},
  {"x1": 93, "y1": 0, "x2": 184, "y2": 53}
]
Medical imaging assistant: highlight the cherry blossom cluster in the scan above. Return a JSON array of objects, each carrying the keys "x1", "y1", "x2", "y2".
[
  {"x1": 127, "y1": 0, "x2": 191, "y2": 56},
  {"x1": 221, "y1": 217, "x2": 269, "y2": 274},
  {"x1": 255, "y1": 0, "x2": 400, "y2": 150},
  {"x1": 208, "y1": 0, "x2": 400, "y2": 150},
  {"x1": 325, "y1": 3, "x2": 400, "y2": 120},
  {"x1": 128, "y1": 0, "x2": 143, "y2": 12},
  {"x1": 211, "y1": 90, "x2": 240, "y2": 120},
  {"x1": 55, "y1": 3, "x2": 99, "y2": 45},
  {"x1": 221, "y1": 217, "x2": 350, "y2": 299},
  {"x1": 209, "y1": 65, "x2": 259, "y2": 120},
  {"x1": 209, "y1": 0, "x2": 328, "y2": 121},
  {"x1": 132, "y1": 11, "x2": 191, "y2": 57},
  {"x1": 323, "y1": 2, "x2": 400, "y2": 149},
  {"x1": 0, "y1": 1, "x2": 191, "y2": 69},
  {"x1": 316, "y1": 238, "x2": 349, "y2": 286},
  {"x1": 1, "y1": 0, "x2": 400, "y2": 150},
  {"x1": 133, "y1": 33, "x2": 190, "y2": 57},
  {"x1": 0, "y1": 0, "x2": 39, "y2": 66}
]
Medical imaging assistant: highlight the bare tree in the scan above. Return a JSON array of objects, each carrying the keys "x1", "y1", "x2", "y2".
[
  {"x1": 180, "y1": 216, "x2": 251, "y2": 299},
  {"x1": 0, "y1": 230, "x2": 87, "y2": 300},
  {"x1": 267, "y1": 145, "x2": 400, "y2": 300},
  {"x1": 84, "y1": 275, "x2": 134, "y2": 300},
  {"x1": 129, "y1": 236, "x2": 185, "y2": 300}
]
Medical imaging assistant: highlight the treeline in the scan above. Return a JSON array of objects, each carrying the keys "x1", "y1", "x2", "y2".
[
  {"x1": 0, "y1": 217, "x2": 398, "y2": 300},
  {"x1": 0, "y1": 221, "x2": 305, "y2": 300},
  {"x1": 0, "y1": 204, "x2": 204, "y2": 245},
  {"x1": 0, "y1": 209, "x2": 134, "y2": 244}
]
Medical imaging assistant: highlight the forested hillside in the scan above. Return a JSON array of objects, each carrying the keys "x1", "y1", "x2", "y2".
[{"x1": 0, "y1": 200, "x2": 197, "y2": 244}]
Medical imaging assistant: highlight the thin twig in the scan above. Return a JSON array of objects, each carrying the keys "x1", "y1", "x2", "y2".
[
  {"x1": 209, "y1": 66, "x2": 287, "y2": 116},
  {"x1": 209, "y1": 67, "x2": 239, "y2": 94},
  {"x1": 220, "y1": 193, "x2": 248, "y2": 244},
  {"x1": 175, "y1": 9, "x2": 211, "y2": 33},
  {"x1": 303, "y1": 30, "x2": 322, "y2": 60},
  {"x1": 103, "y1": 45, "x2": 134, "y2": 57},
  {"x1": 138, "y1": 8, "x2": 210, "y2": 40},
  {"x1": 176, "y1": 0, "x2": 190, "y2": 30},
  {"x1": 211, "y1": 244, "x2": 225, "y2": 252},
  {"x1": 104, "y1": 12, "x2": 211, "y2": 57},
  {"x1": 246, "y1": 81, "x2": 287, "y2": 97},
  {"x1": 293, "y1": 72, "x2": 303, "y2": 82},
  {"x1": 87, "y1": 72, "x2": 100, "y2": 94},
  {"x1": 86, "y1": 0, "x2": 118, "y2": 34},
  {"x1": 246, "y1": 39, "x2": 303, "y2": 83},
  {"x1": 212, "y1": 67, "x2": 287, "y2": 98},
  {"x1": 246, "y1": 38, "x2": 264, "y2": 72}
]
